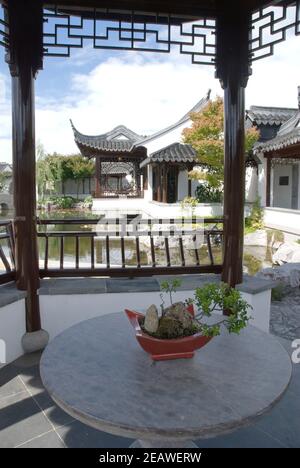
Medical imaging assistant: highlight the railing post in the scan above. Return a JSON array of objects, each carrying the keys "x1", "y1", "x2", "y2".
[
  {"x1": 216, "y1": 3, "x2": 252, "y2": 289},
  {"x1": 7, "y1": 0, "x2": 48, "y2": 348}
]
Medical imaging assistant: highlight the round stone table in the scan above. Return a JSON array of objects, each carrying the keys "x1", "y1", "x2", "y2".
[{"x1": 40, "y1": 313, "x2": 292, "y2": 448}]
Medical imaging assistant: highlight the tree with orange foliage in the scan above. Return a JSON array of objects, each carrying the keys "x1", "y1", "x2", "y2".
[{"x1": 183, "y1": 97, "x2": 259, "y2": 191}]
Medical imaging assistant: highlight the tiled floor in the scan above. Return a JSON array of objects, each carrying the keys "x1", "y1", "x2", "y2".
[{"x1": 0, "y1": 337, "x2": 299, "y2": 448}]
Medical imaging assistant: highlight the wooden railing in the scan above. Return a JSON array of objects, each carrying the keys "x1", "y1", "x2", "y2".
[
  {"x1": 37, "y1": 217, "x2": 223, "y2": 278},
  {"x1": 0, "y1": 221, "x2": 16, "y2": 284}
]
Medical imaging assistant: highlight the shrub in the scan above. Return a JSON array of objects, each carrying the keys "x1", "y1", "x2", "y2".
[
  {"x1": 195, "y1": 184, "x2": 222, "y2": 203},
  {"x1": 245, "y1": 198, "x2": 264, "y2": 232},
  {"x1": 50, "y1": 196, "x2": 76, "y2": 209}
]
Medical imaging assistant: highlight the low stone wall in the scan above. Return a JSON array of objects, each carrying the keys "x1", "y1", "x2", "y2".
[
  {"x1": 0, "y1": 274, "x2": 276, "y2": 366},
  {"x1": 0, "y1": 284, "x2": 26, "y2": 366},
  {"x1": 39, "y1": 275, "x2": 275, "y2": 340}
]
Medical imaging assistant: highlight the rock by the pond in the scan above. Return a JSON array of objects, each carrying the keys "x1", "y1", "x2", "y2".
[
  {"x1": 244, "y1": 230, "x2": 268, "y2": 247},
  {"x1": 164, "y1": 302, "x2": 193, "y2": 329},
  {"x1": 272, "y1": 242, "x2": 300, "y2": 265},
  {"x1": 256, "y1": 263, "x2": 300, "y2": 287},
  {"x1": 144, "y1": 305, "x2": 159, "y2": 333},
  {"x1": 140, "y1": 223, "x2": 204, "y2": 251}
]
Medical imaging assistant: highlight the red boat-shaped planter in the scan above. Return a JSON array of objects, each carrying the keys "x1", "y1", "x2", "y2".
[{"x1": 125, "y1": 306, "x2": 212, "y2": 361}]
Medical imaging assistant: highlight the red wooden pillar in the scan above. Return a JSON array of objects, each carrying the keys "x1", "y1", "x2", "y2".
[
  {"x1": 7, "y1": 0, "x2": 43, "y2": 332},
  {"x1": 216, "y1": 4, "x2": 251, "y2": 289}
]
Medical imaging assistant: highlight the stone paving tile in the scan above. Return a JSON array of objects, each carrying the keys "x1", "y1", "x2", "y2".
[
  {"x1": 254, "y1": 386, "x2": 300, "y2": 448},
  {"x1": 270, "y1": 289, "x2": 300, "y2": 341},
  {"x1": 196, "y1": 425, "x2": 286, "y2": 448},
  {"x1": 0, "y1": 374, "x2": 27, "y2": 401},
  {"x1": 0, "y1": 392, "x2": 53, "y2": 448},
  {"x1": 18, "y1": 430, "x2": 65, "y2": 449},
  {"x1": 57, "y1": 420, "x2": 134, "y2": 448},
  {"x1": 32, "y1": 390, "x2": 75, "y2": 429}
]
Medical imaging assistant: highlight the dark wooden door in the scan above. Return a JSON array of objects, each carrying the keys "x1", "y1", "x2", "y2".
[{"x1": 167, "y1": 167, "x2": 178, "y2": 203}]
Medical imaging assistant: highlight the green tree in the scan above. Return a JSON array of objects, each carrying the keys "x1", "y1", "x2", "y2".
[
  {"x1": 36, "y1": 151, "x2": 95, "y2": 199},
  {"x1": 36, "y1": 149, "x2": 64, "y2": 199},
  {"x1": 183, "y1": 96, "x2": 260, "y2": 191},
  {"x1": 0, "y1": 172, "x2": 7, "y2": 193},
  {"x1": 63, "y1": 155, "x2": 94, "y2": 198}
]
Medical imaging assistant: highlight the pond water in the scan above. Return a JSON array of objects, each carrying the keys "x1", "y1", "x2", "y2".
[{"x1": 0, "y1": 209, "x2": 274, "y2": 275}]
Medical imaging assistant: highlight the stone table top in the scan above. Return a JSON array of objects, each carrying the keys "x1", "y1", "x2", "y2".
[{"x1": 40, "y1": 313, "x2": 292, "y2": 442}]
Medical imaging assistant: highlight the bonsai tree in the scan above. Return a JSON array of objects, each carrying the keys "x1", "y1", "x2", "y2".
[{"x1": 141, "y1": 280, "x2": 251, "y2": 339}]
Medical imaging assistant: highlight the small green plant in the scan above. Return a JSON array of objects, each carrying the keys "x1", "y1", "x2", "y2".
[
  {"x1": 50, "y1": 196, "x2": 76, "y2": 209},
  {"x1": 180, "y1": 196, "x2": 198, "y2": 212},
  {"x1": 271, "y1": 284, "x2": 285, "y2": 302},
  {"x1": 160, "y1": 279, "x2": 182, "y2": 311},
  {"x1": 245, "y1": 198, "x2": 264, "y2": 232}
]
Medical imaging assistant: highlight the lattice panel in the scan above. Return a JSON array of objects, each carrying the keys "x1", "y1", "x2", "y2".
[
  {"x1": 43, "y1": 7, "x2": 216, "y2": 65},
  {"x1": 250, "y1": 1, "x2": 300, "y2": 61},
  {"x1": 0, "y1": 4, "x2": 9, "y2": 49}
]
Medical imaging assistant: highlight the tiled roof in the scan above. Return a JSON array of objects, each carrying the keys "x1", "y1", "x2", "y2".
[
  {"x1": 254, "y1": 110, "x2": 300, "y2": 153},
  {"x1": 140, "y1": 142, "x2": 196, "y2": 167},
  {"x1": 246, "y1": 106, "x2": 297, "y2": 126},
  {"x1": 71, "y1": 90, "x2": 211, "y2": 153},
  {"x1": 0, "y1": 162, "x2": 12, "y2": 173},
  {"x1": 71, "y1": 122, "x2": 143, "y2": 153}
]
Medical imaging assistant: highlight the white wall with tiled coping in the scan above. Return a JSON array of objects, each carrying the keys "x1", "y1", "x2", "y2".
[
  {"x1": 40, "y1": 288, "x2": 271, "y2": 342},
  {"x1": 0, "y1": 276, "x2": 274, "y2": 366},
  {"x1": 0, "y1": 300, "x2": 26, "y2": 367},
  {"x1": 264, "y1": 206, "x2": 300, "y2": 236}
]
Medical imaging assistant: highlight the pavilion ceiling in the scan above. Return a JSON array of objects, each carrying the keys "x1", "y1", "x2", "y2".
[{"x1": 41, "y1": 1, "x2": 292, "y2": 17}]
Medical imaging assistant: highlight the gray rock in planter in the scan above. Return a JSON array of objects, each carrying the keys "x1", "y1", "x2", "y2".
[
  {"x1": 164, "y1": 302, "x2": 193, "y2": 329},
  {"x1": 144, "y1": 305, "x2": 159, "y2": 333}
]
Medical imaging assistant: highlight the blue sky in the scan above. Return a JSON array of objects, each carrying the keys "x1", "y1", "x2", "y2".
[{"x1": 0, "y1": 27, "x2": 300, "y2": 163}]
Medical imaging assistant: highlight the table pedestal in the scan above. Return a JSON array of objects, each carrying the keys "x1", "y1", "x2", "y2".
[{"x1": 130, "y1": 439, "x2": 198, "y2": 448}]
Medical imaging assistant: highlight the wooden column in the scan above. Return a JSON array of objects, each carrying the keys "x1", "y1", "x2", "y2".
[
  {"x1": 216, "y1": 4, "x2": 251, "y2": 289},
  {"x1": 157, "y1": 166, "x2": 162, "y2": 203},
  {"x1": 187, "y1": 163, "x2": 193, "y2": 197},
  {"x1": 162, "y1": 164, "x2": 168, "y2": 203},
  {"x1": 266, "y1": 156, "x2": 271, "y2": 207},
  {"x1": 95, "y1": 158, "x2": 101, "y2": 197},
  {"x1": 7, "y1": 0, "x2": 43, "y2": 332}
]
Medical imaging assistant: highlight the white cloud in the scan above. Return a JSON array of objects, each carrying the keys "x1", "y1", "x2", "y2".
[{"x1": 0, "y1": 33, "x2": 300, "y2": 163}]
